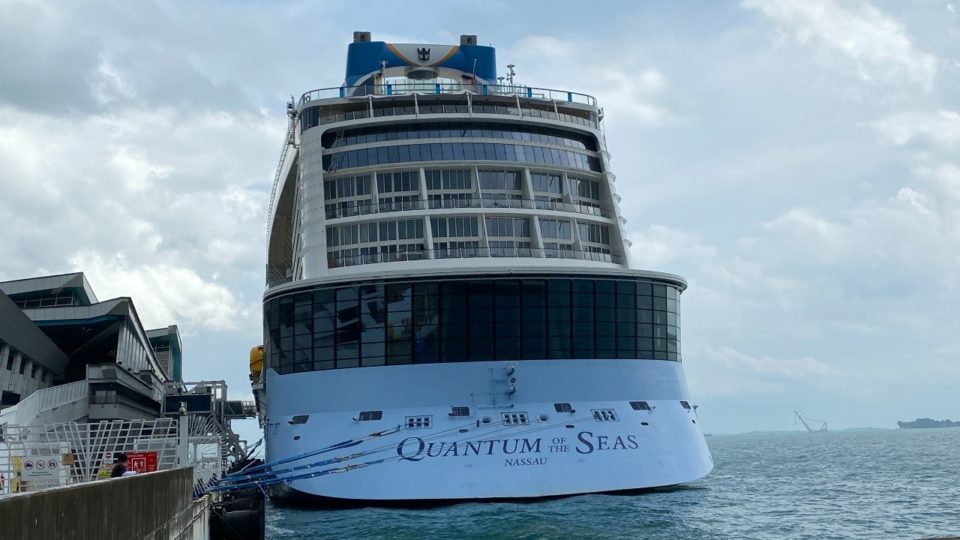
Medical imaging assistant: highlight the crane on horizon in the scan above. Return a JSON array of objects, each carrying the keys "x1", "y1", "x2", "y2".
[{"x1": 794, "y1": 410, "x2": 828, "y2": 432}]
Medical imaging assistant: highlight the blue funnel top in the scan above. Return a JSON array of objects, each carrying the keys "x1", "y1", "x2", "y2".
[{"x1": 344, "y1": 38, "x2": 497, "y2": 87}]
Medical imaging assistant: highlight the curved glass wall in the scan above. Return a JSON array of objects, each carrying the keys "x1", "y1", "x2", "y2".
[
  {"x1": 322, "y1": 142, "x2": 601, "y2": 172},
  {"x1": 299, "y1": 101, "x2": 598, "y2": 132},
  {"x1": 320, "y1": 122, "x2": 597, "y2": 152},
  {"x1": 264, "y1": 275, "x2": 681, "y2": 374}
]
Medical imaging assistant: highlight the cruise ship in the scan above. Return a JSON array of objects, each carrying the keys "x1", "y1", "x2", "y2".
[{"x1": 256, "y1": 32, "x2": 713, "y2": 504}]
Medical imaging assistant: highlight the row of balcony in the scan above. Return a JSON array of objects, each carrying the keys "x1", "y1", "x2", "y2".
[
  {"x1": 324, "y1": 196, "x2": 611, "y2": 220},
  {"x1": 328, "y1": 247, "x2": 621, "y2": 268}
]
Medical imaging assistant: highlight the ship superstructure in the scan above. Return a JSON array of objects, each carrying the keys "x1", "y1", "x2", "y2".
[{"x1": 257, "y1": 32, "x2": 712, "y2": 503}]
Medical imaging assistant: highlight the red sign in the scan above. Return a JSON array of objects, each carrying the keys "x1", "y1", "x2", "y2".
[{"x1": 126, "y1": 452, "x2": 158, "y2": 473}]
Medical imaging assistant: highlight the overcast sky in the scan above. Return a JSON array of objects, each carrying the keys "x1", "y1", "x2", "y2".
[{"x1": 1, "y1": 0, "x2": 958, "y2": 438}]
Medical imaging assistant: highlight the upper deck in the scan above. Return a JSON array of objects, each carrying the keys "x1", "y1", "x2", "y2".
[
  {"x1": 265, "y1": 33, "x2": 626, "y2": 290},
  {"x1": 297, "y1": 82, "x2": 597, "y2": 110}
]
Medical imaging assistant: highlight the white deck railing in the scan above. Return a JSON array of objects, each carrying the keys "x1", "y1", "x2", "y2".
[{"x1": 299, "y1": 82, "x2": 597, "y2": 108}]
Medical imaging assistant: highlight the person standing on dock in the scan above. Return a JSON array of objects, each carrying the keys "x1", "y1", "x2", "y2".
[{"x1": 110, "y1": 453, "x2": 128, "y2": 478}]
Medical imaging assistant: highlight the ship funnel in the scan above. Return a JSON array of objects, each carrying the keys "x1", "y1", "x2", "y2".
[
  {"x1": 353, "y1": 31, "x2": 371, "y2": 43},
  {"x1": 460, "y1": 34, "x2": 477, "y2": 45}
]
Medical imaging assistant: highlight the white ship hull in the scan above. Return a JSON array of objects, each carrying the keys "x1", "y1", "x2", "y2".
[{"x1": 263, "y1": 359, "x2": 713, "y2": 503}]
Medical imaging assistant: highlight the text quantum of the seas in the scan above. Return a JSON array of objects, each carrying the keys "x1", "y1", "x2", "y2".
[{"x1": 396, "y1": 431, "x2": 642, "y2": 467}]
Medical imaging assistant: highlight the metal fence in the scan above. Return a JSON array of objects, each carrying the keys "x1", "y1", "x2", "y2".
[
  {"x1": 0, "y1": 419, "x2": 178, "y2": 494},
  {"x1": 0, "y1": 416, "x2": 232, "y2": 497}
]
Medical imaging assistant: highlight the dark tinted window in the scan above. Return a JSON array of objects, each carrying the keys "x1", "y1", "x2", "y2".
[{"x1": 264, "y1": 276, "x2": 681, "y2": 374}]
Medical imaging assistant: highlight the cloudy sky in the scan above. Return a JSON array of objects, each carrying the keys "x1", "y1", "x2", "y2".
[{"x1": 1, "y1": 0, "x2": 958, "y2": 437}]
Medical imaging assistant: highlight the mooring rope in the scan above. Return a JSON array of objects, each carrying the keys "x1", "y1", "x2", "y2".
[{"x1": 209, "y1": 415, "x2": 595, "y2": 493}]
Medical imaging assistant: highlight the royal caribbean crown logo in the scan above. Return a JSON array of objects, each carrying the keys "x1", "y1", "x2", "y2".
[{"x1": 417, "y1": 47, "x2": 431, "y2": 61}]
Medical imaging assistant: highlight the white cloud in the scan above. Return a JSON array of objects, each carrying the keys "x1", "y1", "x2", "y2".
[
  {"x1": 867, "y1": 110, "x2": 960, "y2": 148},
  {"x1": 627, "y1": 226, "x2": 716, "y2": 269},
  {"x1": 505, "y1": 35, "x2": 670, "y2": 125},
  {"x1": 689, "y1": 345, "x2": 838, "y2": 399},
  {"x1": 743, "y1": 0, "x2": 937, "y2": 89},
  {"x1": 68, "y1": 250, "x2": 246, "y2": 332}
]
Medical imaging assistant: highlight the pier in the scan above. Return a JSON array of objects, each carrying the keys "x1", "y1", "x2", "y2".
[{"x1": 0, "y1": 467, "x2": 207, "y2": 540}]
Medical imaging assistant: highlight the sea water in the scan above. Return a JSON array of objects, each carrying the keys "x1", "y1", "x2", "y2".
[{"x1": 266, "y1": 428, "x2": 960, "y2": 539}]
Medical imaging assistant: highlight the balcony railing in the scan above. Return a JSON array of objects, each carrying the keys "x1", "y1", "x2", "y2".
[
  {"x1": 324, "y1": 197, "x2": 611, "y2": 220},
  {"x1": 299, "y1": 83, "x2": 597, "y2": 108},
  {"x1": 328, "y1": 247, "x2": 621, "y2": 268}
]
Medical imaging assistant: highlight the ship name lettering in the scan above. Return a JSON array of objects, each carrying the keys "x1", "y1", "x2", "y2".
[
  {"x1": 396, "y1": 436, "x2": 543, "y2": 462},
  {"x1": 504, "y1": 457, "x2": 547, "y2": 467},
  {"x1": 576, "y1": 432, "x2": 640, "y2": 454}
]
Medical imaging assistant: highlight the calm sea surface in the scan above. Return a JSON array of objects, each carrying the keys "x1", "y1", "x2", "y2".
[{"x1": 266, "y1": 428, "x2": 960, "y2": 539}]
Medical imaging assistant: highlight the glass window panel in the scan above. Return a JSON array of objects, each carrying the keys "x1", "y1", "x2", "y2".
[
  {"x1": 483, "y1": 143, "x2": 496, "y2": 159},
  {"x1": 522, "y1": 280, "x2": 546, "y2": 306},
  {"x1": 362, "y1": 342, "x2": 386, "y2": 365},
  {"x1": 313, "y1": 348, "x2": 334, "y2": 371},
  {"x1": 294, "y1": 349, "x2": 312, "y2": 373},
  {"x1": 294, "y1": 318, "x2": 312, "y2": 335},
  {"x1": 617, "y1": 306, "x2": 637, "y2": 324},
  {"x1": 572, "y1": 293, "x2": 593, "y2": 309},
  {"x1": 336, "y1": 356, "x2": 359, "y2": 368},
  {"x1": 442, "y1": 323, "x2": 467, "y2": 340},
  {"x1": 468, "y1": 338, "x2": 493, "y2": 359},
  {"x1": 572, "y1": 279, "x2": 593, "y2": 294},
  {"x1": 514, "y1": 145, "x2": 526, "y2": 162},
  {"x1": 361, "y1": 322, "x2": 384, "y2": 344},
  {"x1": 294, "y1": 304, "x2": 311, "y2": 321},
  {"x1": 596, "y1": 305, "x2": 616, "y2": 323},
  {"x1": 463, "y1": 143, "x2": 476, "y2": 160}
]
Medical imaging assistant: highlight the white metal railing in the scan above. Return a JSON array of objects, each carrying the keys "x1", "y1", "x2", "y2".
[
  {"x1": 0, "y1": 381, "x2": 88, "y2": 428},
  {"x1": 298, "y1": 83, "x2": 597, "y2": 108},
  {"x1": 0, "y1": 416, "x2": 237, "y2": 497},
  {"x1": 0, "y1": 418, "x2": 179, "y2": 495}
]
